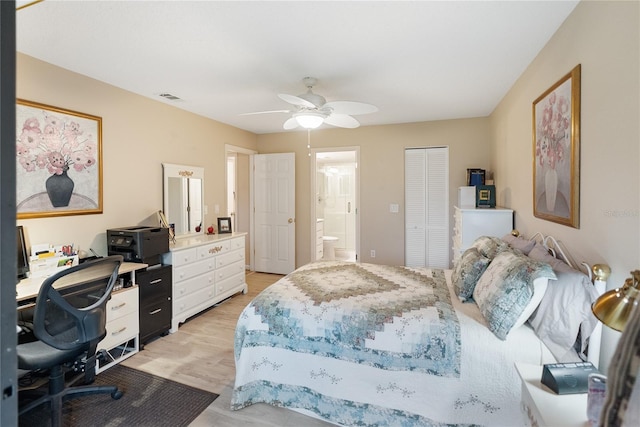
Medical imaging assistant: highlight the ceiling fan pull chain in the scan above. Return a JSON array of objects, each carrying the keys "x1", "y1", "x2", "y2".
[{"x1": 307, "y1": 129, "x2": 311, "y2": 157}]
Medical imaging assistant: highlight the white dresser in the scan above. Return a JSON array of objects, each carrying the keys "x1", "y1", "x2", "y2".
[
  {"x1": 452, "y1": 206, "x2": 514, "y2": 263},
  {"x1": 162, "y1": 233, "x2": 248, "y2": 332}
]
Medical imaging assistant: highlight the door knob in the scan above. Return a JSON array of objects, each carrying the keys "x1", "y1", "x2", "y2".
[{"x1": 288, "y1": 218, "x2": 294, "y2": 224}]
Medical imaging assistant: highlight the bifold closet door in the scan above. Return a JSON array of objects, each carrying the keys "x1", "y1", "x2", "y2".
[{"x1": 405, "y1": 147, "x2": 449, "y2": 268}]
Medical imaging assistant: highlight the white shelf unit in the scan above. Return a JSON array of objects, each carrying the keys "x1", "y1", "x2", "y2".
[
  {"x1": 163, "y1": 233, "x2": 248, "y2": 333},
  {"x1": 452, "y1": 206, "x2": 514, "y2": 264},
  {"x1": 316, "y1": 219, "x2": 324, "y2": 261},
  {"x1": 97, "y1": 285, "x2": 139, "y2": 373}
]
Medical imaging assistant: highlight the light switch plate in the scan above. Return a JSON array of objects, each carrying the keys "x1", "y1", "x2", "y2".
[{"x1": 390, "y1": 203, "x2": 399, "y2": 213}]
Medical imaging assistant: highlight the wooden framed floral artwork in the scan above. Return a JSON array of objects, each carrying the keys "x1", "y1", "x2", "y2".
[
  {"x1": 16, "y1": 99, "x2": 103, "y2": 218},
  {"x1": 532, "y1": 65, "x2": 581, "y2": 228}
]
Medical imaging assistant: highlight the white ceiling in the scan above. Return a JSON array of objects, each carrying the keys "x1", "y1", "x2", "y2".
[{"x1": 16, "y1": 0, "x2": 579, "y2": 135}]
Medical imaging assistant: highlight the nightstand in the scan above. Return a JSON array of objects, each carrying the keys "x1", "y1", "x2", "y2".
[{"x1": 515, "y1": 362, "x2": 590, "y2": 427}]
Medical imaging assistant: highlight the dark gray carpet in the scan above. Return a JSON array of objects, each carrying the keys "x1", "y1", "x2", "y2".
[{"x1": 19, "y1": 364, "x2": 218, "y2": 427}]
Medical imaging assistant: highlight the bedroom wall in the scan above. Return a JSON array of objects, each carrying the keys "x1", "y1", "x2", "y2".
[
  {"x1": 257, "y1": 118, "x2": 491, "y2": 267},
  {"x1": 488, "y1": 0, "x2": 640, "y2": 373},
  {"x1": 16, "y1": 53, "x2": 258, "y2": 256}
]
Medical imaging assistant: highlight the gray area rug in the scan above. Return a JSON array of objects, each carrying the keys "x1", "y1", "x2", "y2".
[{"x1": 19, "y1": 364, "x2": 218, "y2": 427}]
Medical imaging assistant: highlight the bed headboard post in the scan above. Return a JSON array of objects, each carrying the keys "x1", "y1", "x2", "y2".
[{"x1": 588, "y1": 264, "x2": 611, "y2": 369}]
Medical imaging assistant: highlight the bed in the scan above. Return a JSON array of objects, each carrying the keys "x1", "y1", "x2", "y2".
[{"x1": 231, "y1": 234, "x2": 608, "y2": 426}]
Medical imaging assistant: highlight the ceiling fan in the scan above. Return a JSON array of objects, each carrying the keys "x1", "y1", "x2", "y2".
[{"x1": 242, "y1": 77, "x2": 378, "y2": 130}]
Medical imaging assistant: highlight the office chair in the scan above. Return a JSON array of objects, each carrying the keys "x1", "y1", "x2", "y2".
[{"x1": 17, "y1": 255, "x2": 124, "y2": 427}]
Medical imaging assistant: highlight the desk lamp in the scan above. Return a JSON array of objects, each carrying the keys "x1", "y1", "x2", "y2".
[{"x1": 592, "y1": 269, "x2": 640, "y2": 332}]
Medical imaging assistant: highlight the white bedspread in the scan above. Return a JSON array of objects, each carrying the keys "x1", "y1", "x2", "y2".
[{"x1": 232, "y1": 262, "x2": 555, "y2": 426}]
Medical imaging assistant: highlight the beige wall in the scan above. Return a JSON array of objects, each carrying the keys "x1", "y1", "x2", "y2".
[
  {"x1": 16, "y1": 54, "x2": 258, "y2": 255},
  {"x1": 15, "y1": 0, "x2": 637, "y2": 373},
  {"x1": 489, "y1": 0, "x2": 640, "y2": 372},
  {"x1": 257, "y1": 118, "x2": 491, "y2": 267}
]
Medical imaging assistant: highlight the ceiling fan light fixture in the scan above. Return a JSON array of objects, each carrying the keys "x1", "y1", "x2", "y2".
[{"x1": 294, "y1": 112, "x2": 325, "y2": 129}]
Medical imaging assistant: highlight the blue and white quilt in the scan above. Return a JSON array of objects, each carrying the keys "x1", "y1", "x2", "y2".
[{"x1": 232, "y1": 261, "x2": 553, "y2": 426}]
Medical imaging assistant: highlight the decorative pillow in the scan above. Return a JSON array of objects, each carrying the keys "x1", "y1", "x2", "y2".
[
  {"x1": 511, "y1": 276, "x2": 549, "y2": 330},
  {"x1": 473, "y1": 249, "x2": 556, "y2": 340},
  {"x1": 470, "y1": 236, "x2": 510, "y2": 260},
  {"x1": 452, "y1": 247, "x2": 490, "y2": 302},
  {"x1": 502, "y1": 234, "x2": 536, "y2": 255},
  {"x1": 528, "y1": 267, "x2": 599, "y2": 361},
  {"x1": 528, "y1": 242, "x2": 564, "y2": 269}
]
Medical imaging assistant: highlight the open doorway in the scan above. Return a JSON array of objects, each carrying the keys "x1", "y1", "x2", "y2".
[
  {"x1": 225, "y1": 145, "x2": 256, "y2": 269},
  {"x1": 312, "y1": 148, "x2": 359, "y2": 263}
]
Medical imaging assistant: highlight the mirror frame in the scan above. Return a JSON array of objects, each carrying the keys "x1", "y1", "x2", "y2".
[{"x1": 162, "y1": 163, "x2": 204, "y2": 238}]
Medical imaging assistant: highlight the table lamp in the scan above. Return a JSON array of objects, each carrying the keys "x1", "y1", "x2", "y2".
[{"x1": 592, "y1": 269, "x2": 640, "y2": 332}]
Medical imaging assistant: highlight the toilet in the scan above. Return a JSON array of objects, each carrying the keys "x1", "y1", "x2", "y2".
[{"x1": 322, "y1": 236, "x2": 339, "y2": 260}]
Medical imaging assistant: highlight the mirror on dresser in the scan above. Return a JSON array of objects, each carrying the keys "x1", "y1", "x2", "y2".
[{"x1": 162, "y1": 163, "x2": 204, "y2": 237}]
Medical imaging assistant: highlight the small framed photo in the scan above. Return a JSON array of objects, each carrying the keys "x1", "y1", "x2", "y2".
[
  {"x1": 467, "y1": 168, "x2": 486, "y2": 186},
  {"x1": 476, "y1": 185, "x2": 496, "y2": 208},
  {"x1": 217, "y1": 217, "x2": 232, "y2": 234}
]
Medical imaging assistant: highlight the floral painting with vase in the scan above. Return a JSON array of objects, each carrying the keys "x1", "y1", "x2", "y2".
[
  {"x1": 533, "y1": 65, "x2": 581, "y2": 228},
  {"x1": 16, "y1": 99, "x2": 102, "y2": 218}
]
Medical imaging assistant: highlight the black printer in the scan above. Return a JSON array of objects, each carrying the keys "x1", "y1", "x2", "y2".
[{"x1": 107, "y1": 226, "x2": 169, "y2": 266}]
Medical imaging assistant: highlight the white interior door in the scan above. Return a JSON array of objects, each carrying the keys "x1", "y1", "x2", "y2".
[
  {"x1": 405, "y1": 147, "x2": 449, "y2": 268},
  {"x1": 254, "y1": 153, "x2": 296, "y2": 274}
]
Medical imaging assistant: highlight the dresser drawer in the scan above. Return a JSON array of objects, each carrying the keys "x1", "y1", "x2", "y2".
[
  {"x1": 99, "y1": 311, "x2": 138, "y2": 351},
  {"x1": 197, "y1": 240, "x2": 230, "y2": 260},
  {"x1": 171, "y1": 248, "x2": 197, "y2": 267},
  {"x1": 230, "y1": 236, "x2": 245, "y2": 250},
  {"x1": 217, "y1": 271, "x2": 245, "y2": 295},
  {"x1": 173, "y1": 284, "x2": 216, "y2": 317},
  {"x1": 216, "y1": 260, "x2": 245, "y2": 282},
  {"x1": 174, "y1": 257, "x2": 216, "y2": 283},
  {"x1": 216, "y1": 248, "x2": 244, "y2": 269},
  {"x1": 107, "y1": 287, "x2": 138, "y2": 322},
  {"x1": 173, "y1": 272, "x2": 214, "y2": 299}
]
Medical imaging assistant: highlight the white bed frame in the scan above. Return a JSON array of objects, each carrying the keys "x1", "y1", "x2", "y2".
[{"x1": 529, "y1": 232, "x2": 610, "y2": 368}]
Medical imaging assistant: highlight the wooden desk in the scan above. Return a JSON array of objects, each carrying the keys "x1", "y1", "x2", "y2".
[
  {"x1": 16, "y1": 262, "x2": 147, "y2": 304},
  {"x1": 17, "y1": 262, "x2": 147, "y2": 372}
]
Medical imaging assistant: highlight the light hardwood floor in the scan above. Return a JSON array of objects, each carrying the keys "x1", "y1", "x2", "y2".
[
  {"x1": 121, "y1": 271, "x2": 333, "y2": 426},
  {"x1": 121, "y1": 271, "x2": 275, "y2": 395}
]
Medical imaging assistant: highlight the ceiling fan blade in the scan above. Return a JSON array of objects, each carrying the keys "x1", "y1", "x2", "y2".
[
  {"x1": 283, "y1": 117, "x2": 299, "y2": 130},
  {"x1": 324, "y1": 114, "x2": 360, "y2": 129},
  {"x1": 323, "y1": 101, "x2": 378, "y2": 115},
  {"x1": 278, "y1": 93, "x2": 316, "y2": 109},
  {"x1": 239, "y1": 109, "x2": 291, "y2": 116}
]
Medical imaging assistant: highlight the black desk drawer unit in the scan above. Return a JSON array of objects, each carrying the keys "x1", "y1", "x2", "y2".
[{"x1": 136, "y1": 265, "x2": 172, "y2": 345}]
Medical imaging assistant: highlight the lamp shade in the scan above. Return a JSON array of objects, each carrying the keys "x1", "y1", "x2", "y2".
[
  {"x1": 592, "y1": 273, "x2": 640, "y2": 332},
  {"x1": 294, "y1": 112, "x2": 324, "y2": 129}
]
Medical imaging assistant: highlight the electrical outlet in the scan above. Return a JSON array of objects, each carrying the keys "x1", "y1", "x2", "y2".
[{"x1": 370, "y1": 250, "x2": 376, "y2": 258}]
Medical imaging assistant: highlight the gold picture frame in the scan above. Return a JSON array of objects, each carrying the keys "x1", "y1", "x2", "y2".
[
  {"x1": 16, "y1": 99, "x2": 103, "y2": 218},
  {"x1": 532, "y1": 65, "x2": 581, "y2": 228}
]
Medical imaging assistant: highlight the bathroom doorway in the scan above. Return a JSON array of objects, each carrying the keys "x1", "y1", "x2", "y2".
[{"x1": 311, "y1": 148, "x2": 359, "y2": 263}]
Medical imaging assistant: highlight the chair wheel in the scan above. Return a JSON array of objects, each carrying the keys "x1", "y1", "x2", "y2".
[{"x1": 112, "y1": 390, "x2": 123, "y2": 400}]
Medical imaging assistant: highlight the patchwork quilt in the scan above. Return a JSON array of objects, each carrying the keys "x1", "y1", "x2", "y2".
[{"x1": 232, "y1": 261, "x2": 553, "y2": 426}]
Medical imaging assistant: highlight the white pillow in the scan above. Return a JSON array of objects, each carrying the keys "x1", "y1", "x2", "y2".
[{"x1": 511, "y1": 276, "x2": 549, "y2": 330}]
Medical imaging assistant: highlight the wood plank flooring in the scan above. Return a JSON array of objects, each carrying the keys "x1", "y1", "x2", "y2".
[{"x1": 122, "y1": 271, "x2": 279, "y2": 394}]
